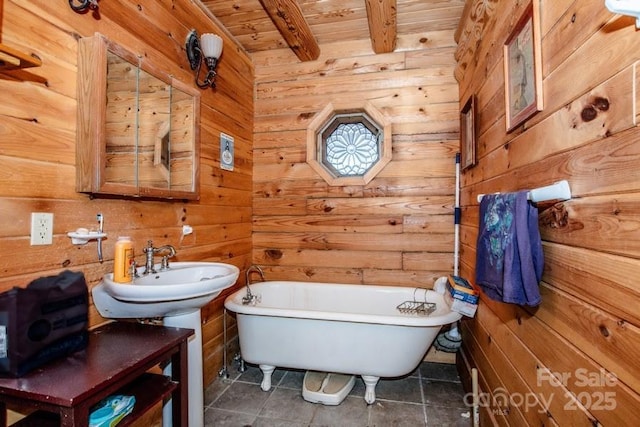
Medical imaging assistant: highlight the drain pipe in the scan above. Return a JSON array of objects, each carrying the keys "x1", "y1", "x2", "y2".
[
  {"x1": 218, "y1": 308, "x2": 229, "y2": 379},
  {"x1": 454, "y1": 152, "x2": 461, "y2": 276},
  {"x1": 472, "y1": 367, "x2": 480, "y2": 427},
  {"x1": 434, "y1": 153, "x2": 463, "y2": 352},
  {"x1": 449, "y1": 153, "x2": 462, "y2": 342}
]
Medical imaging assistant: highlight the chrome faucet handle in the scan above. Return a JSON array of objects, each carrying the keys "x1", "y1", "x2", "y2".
[
  {"x1": 156, "y1": 245, "x2": 176, "y2": 271},
  {"x1": 129, "y1": 260, "x2": 140, "y2": 279},
  {"x1": 142, "y1": 240, "x2": 156, "y2": 275},
  {"x1": 143, "y1": 240, "x2": 154, "y2": 253},
  {"x1": 241, "y1": 293, "x2": 261, "y2": 306},
  {"x1": 160, "y1": 255, "x2": 170, "y2": 270}
]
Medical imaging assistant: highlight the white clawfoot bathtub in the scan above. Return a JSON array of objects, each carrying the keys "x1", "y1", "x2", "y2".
[{"x1": 224, "y1": 281, "x2": 462, "y2": 404}]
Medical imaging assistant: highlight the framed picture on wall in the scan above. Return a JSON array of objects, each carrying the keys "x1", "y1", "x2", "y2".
[
  {"x1": 460, "y1": 95, "x2": 476, "y2": 170},
  {"x1": 503, "y1": 0, "x2": 543, "y2": 132}
]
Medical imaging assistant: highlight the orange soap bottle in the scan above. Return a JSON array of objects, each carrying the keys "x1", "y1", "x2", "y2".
[{"x1": 113, "y1": 236, "x2": 134, "y2": 283}]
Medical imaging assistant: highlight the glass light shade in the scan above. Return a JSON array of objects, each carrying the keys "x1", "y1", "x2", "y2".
[{"x1": 200, "y1": 33, "x2": 223, "y2": 59}]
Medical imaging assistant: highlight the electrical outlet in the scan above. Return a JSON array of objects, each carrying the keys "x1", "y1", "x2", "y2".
[{"x1": 30, "y1": 212, "x2": 54, "y2": 245}]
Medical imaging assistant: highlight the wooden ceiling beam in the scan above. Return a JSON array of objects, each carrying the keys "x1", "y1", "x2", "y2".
[
  {"x1": 365, "y1": 0, "x2": 397, "y2": 54},
  {"x1": 258, "y1": 0, "x2": 320, "y2": 62}
]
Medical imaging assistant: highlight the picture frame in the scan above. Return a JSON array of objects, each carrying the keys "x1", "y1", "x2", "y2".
[
  {"x1": 503, "y1": 0, "x2": 543, "y2": 132},
  {"x1": 460, "y1": 95, "x2": 476, "y2": 171}
]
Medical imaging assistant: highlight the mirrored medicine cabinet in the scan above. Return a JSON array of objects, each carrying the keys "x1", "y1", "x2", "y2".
[{"x1": 76, "y1": 33, "x2": 200, "y2": 200}]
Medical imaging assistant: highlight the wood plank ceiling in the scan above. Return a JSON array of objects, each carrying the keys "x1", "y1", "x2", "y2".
[{"x1": 201, "y1": 0, "x2": 466, "y2": 61}]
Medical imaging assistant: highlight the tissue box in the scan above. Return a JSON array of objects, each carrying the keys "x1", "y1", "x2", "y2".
[
  {"x1": 444, "y1": 289, "x2": 478, "y2": 318},
  {"x1": 444, "y1": 275, "x2": 479, "y2": 317},
  {"x1": 447, "y1": 275, "x2": 479, "y2": 304},
  {"x1": 0, "y1": 270, "x2": 89, "y2": 377}
]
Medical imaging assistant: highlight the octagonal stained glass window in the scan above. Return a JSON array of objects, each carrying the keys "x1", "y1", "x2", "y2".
[
  {"x1": 306, "y1": 103, "x2": 391, "y2": 186},
  {"x1": 320, "y1": 113, "x2": 382, "y2": 177}
]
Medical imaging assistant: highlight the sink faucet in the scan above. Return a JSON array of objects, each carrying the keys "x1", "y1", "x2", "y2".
[
  {"x1": 243, "y1": 265, "x2": 264, "y2": 305},
  {"x1": 142, "y1": 240, "x2": 177, "y2": 275}
]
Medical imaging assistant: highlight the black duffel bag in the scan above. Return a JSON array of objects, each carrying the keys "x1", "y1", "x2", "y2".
[{"x1": 0, "y1": 270, "x2": 89, "y2": 376}]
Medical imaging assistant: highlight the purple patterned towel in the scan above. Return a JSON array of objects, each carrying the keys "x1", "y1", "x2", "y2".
[{"x1": 475, "y1": 191, "x2": 544, "y2": 306}]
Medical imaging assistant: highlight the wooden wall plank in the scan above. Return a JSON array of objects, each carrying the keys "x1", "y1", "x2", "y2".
[
  {"x1": 402, "y1": 252, "x2": 453, "y2": 271},
  {"x1": 253, "y1": 247, "x2": 403, "y2": 269},
  {"x1": 253, "y1": 231, "x2": 453, "y2": 252},
  {"x1": 459, "y1": 317, "x2": 515, "y2": 426},
  {"x1": 541, "y1": 194, "x2": 640, "y2": 258},
  {"x1": 362, "y1": 268, "x2": 450, "y2": 287},
  {"x1": 541, "y1": 0, "x2": 612, "y2": 77},
  {"x1": 255, "y1": 264, "x2": 365, "y2": 283},
  {"x1": 542, "y1": 242, "x2": 640, "y2": 326},
  {"x1": 306, "y1": 196, "x2": 453, "y2": 216},
  {"x1": 486, "y1": 297, "x2": 640, "y2": 426},
  {"x1": 253, "y1": 214, "x2": 403, "y2": 233},
  {"x1": 535, "y1": 283, "x2": 640, "y2": 394},
  {"x1": 469, "y1": 304, "x2": 595, "y2": 426},
  {"x1": 463, "y1": 313, "x2": 558, "y2": 426}
]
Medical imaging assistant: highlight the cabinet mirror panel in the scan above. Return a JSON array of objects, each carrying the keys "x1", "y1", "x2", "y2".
[{"x1": 77, "y1": 34, "x2": 200, "y2": 200}]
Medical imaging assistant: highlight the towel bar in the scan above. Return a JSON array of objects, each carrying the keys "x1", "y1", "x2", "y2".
[{"x1": 476, "y1": 180, "x2": 571, "y2": 204}]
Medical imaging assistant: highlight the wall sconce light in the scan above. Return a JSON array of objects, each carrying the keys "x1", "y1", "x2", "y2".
[
  {"x1": 68, "y1": 0, "x2": 99, "y2": 13},
  {"x1": 185, "y1": 30, "x2": 223, "y2": 89},
  {"x1": 605, "y1": 0, "x2": 640, "y2": 28}
]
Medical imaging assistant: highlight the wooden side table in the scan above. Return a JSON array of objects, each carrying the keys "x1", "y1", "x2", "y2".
[{"x1": 0, "y1": 321, "x2": 193, "y2": 427}]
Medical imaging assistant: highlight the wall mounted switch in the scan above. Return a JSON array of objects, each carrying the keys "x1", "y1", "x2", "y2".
[{"x1": 30, "y1": 212, "x2": 54, "y2": 245}]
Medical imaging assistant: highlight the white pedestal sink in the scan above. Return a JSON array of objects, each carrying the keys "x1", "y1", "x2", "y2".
[{"x1": 92, "y1": 262, "x2": 239, "y2": 427}]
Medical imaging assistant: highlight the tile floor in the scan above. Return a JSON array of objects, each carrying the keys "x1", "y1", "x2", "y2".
[{"x1": 203, "y1": 361, "x2": 472, "y2": 426}]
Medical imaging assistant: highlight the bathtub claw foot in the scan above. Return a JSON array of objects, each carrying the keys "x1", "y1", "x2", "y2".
[
  {"x1": 361, "y1": 375, "x2": 379, "y2": 404},
  {"x1": 259, "y1": 364, "x2": 276, "y2": 391}
]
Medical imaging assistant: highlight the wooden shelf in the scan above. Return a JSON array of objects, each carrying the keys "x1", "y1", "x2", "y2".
[
  {"x1": 0, "y1": 43, "x2": 41, "y2": 71},
  {"x1": 11, "y1": 411, "x2": 59, "y2": 427},
  {"x1": 0, "y1": 322, "x2": 192, "y2": 427},
  {"x1": 11, "y1": 374, "x2": 176, "y2": 426},
  {"x1": 118, "y1": 373, "x2": 177, "y2": 427}
]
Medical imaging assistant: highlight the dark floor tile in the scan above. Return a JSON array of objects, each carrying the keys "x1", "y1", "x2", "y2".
[
  {"x1": 204, "y1": 407, "x2": 256, "y2": 426},
  {"x1": 277, "y1": 369, "x2": 306, "y2": 389},
  {"x1": 420, "y1": 362, "x2": 461, "y2": 382},
  {"x1": 349, "y1": 377, "x2": 366, "y2": 398},
  {"x1": 217, "y1": 366, "x2": 244, "y2": 382},
  {"x1": 405, "y1": 365, "x2": 421, "y2": 378},
  {"x1": 259, "y1": 387, "x2": 318, "y2": 424},
  {"x1": 374, "y1": 376, "x2": 423, "y2": 404},
  {"x1": 253, "y1": 417, "x2": 310, "y2": 427},
  {"x1": 422, "y1": 379, "x2": 467, "y2": 408},
  {"x1": 310, "y1": 395, "x2": 369, "y2": 427},
  {"x1": 211, "y1": 381, "x2": 273, "y2": 415},
  {"x1": 237, "y1": 364, "x2": 287, "y2": 387},
  {"x1": 425, "y1": 405, "x2": 472, "y2": 426},
  {"x1": 236, "y1": 364, "x2": 264, "y2": 384},
  {"x1": 368, "y1": 400, "x2": 426, "y2": 427},
  {"x1": 204, "y1": 378, "x2": 232, "y2": 406}
]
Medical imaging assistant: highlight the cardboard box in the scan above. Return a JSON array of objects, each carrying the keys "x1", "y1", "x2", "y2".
[
  {"x1": 447, "y1": 275, "x2": 479, "y2": 304},
  {"x1": 444, "y1": 289, "x2": 478, "y2": 318}
]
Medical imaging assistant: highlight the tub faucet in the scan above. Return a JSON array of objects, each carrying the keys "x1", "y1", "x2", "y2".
[
  {"x1": 142, "y1": 240, "x2": 176, "y2": 275},
  {"x1": 243, "y1": 265, "x2": 264, "y2": 305}
]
